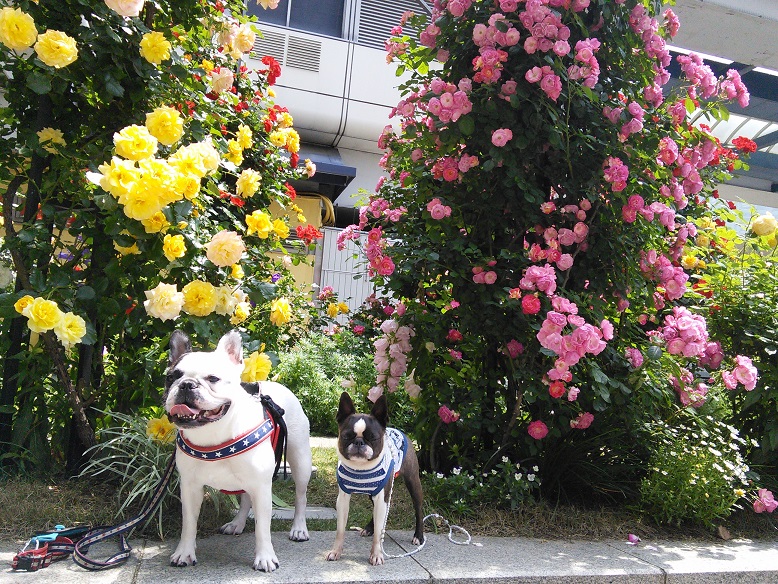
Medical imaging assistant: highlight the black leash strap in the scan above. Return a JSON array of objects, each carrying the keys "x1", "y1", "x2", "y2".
[
  {"x1": 71, "y1": 452, "x2": 177, "y2": 570},
  {"x1": 259, "y1": 393, "x2": 288, "y2": 480}
]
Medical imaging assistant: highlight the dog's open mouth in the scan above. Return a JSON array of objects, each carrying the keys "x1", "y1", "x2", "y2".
[{"x1": 168, "y1": 403, "x2": 229, "y2": 427}]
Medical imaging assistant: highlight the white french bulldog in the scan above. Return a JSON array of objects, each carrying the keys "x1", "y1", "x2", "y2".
[{"x1": 164, "y1": 329, "x2": 311, "y2": 571}]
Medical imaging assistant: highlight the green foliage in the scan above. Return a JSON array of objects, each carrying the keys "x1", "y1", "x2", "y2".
[
  {"x1": 274, "y1": 331, "x2": 414, "y2": 436},
  {"x1": 423, "y1": 458, "x2": 540, "y2": 516},
  {"x1": 0, "y1": 0, "x2": 324, "y2": 469},
  {"x1": 639, "y1": 415, "x2": 753, "y2": 527},
  {"x1": 78, "y1": 409, "x2": 181, "y2": 537}
]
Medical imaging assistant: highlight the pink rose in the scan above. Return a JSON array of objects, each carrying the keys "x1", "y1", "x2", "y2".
[
  {"x1": 754, "y1": 488, "x2": 778, "y2": 513},
  {"x1": 521, "y1": 294, "x2": 541, "y2": 315},
  {"x1": 438, "y1": 405, "x2": 460, "y2": 424},
  {"x1": 527, "y1": 420, "x2": 549, "y2": 440},
  {"x1": 570, "y1": 412, "x2": 594, "y2": 430},
  {"x1": 491, "y1": 128, "x2": 513, "y2": 147}
]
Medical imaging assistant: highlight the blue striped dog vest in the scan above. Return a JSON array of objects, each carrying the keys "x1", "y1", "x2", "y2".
[{"x1": 336, "y1": 427, "x2": 408, "y2": 497}]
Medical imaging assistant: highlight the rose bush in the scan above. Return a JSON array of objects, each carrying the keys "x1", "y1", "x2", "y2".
[
  {"x1": 340, "y1": 0, "x2": 772, "y2": 518},
  {"x1": 0, "y1": 0, "x2": 327, "y2": 469}
]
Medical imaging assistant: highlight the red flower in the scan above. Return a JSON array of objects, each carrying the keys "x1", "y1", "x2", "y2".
[
  {"x1": 446, "y1": 329, "x2": 463, "y2": 342},
  {"x1": 732, "y1": 136, "x2": 757, "y2": 154},
  {"x1": 260, "y1": 56, "x2": 282, "y2": 85},
  {"x1": 230, "y1": 196, "x2": 245, "y2": 207},
  {"x1": 521, "y1": 294, "x2": 541, "y2": 315},
  {"x1": 285, "y1": 183, "x2": 297, "y2": 200},
  {"x1": 290, "y1": 152, "x2": 299, "y2": 168},
  {"x1": 548, "y1": 381, "x2": 566, "y2": 398},
  {"x1": 296, "y1": 224, "x2": 323, "y2": 246}
]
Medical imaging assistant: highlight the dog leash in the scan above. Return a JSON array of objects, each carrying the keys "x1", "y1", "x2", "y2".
[
  {"x1": 377, "y1": 476, "x2": 481, "y2": 560},
  {"x1": 12, "y1": 453, "x2": 177, "y2": 572}
]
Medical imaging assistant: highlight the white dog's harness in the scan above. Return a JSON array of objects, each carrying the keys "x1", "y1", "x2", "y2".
[
  {"x1": 176, "y1": 417, "x2": 276, "y2": 461},
  {"x1": 336, "y1": 427, "x2": 408, "y2": 496}
]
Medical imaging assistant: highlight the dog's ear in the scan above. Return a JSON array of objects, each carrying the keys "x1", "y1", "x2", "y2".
[
  {"x1": 371, "y1": 395, "x2": 389, "y2": 429},
  {"x1": 216, "y1": 330, "x2": 244, "y2": 366},
  {"x1": 337, "y1": 392, "x2": 356, "y2": 425},
  {"x1": 169, "y1": 330, "x2": 192, "y2": 365}
]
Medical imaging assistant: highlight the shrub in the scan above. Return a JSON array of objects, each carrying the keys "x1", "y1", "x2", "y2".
[
  {"x1": 639, "y1": 415, "x2": 752, "y2": 526},
  {"x1": 274, "y1": 331, "x2": 414, "y2": 436}
]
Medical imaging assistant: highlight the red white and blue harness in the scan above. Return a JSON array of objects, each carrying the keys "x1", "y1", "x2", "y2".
[{"x1": 337, "y1": 427, "x2": 408, "y2": 497}]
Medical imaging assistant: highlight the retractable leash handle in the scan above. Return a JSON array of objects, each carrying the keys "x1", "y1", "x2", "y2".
[{"x1": 72, "y1": 452, "x2": 177, "y2": 571}]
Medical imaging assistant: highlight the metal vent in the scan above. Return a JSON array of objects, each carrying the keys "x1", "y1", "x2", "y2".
[
  {"x1": 251, "y1": 28, "x2": 285, "y2": 63},
  {"x1": 286, "y1": 36, "x2": 321, "y2": 72},
  {"x1": 356, "y1": 0, "x2": 431, "y2": 51}
]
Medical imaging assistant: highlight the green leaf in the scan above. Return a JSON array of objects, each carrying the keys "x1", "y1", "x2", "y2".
[
  {"x1": 458, "y1": 116, "x2": 475, "y2": 136},
  {"x1": 76, "y1": 286, "x2": 96, "y2": 301},
  {"x1": 104, "y1": 73, "x2": 125, "y2": 98},
  {"x1": 395, "y1": 64, "x2": 406, "y2": 77},
  {"x1": 646, "y1": 345, "x2": 662, "y2": 361},
  {"x1": 26, "y1": 72, "x2": 52, "y2": 95}
]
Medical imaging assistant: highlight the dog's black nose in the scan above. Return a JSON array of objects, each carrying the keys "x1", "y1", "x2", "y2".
[
  {"x1": 354, "y1": 437, "x2": 364, "y2": 448},
  {"x1": 178, "y1": 379, "x2": 197, "y2": 391}
]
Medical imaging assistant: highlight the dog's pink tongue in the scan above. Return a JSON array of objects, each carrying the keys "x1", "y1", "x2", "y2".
[{"x1": 170, "y1": 404, "x2": 199, "y2": 416}]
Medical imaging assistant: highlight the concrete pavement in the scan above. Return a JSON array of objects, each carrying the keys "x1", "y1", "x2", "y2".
[{"x1": 4, "y1": 529, "x2": 778, "y2": 583}]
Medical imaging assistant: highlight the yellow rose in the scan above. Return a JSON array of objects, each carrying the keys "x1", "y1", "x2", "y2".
[
  {"x1": 0, "y1": 7, "x2": 38, "y2": 51},
  {"x1": 268, "y1": 131, "x2": 286, "y2": 148},
  {"x1": 751, "y1": 212, "x2": 777, "y2": 237},
  {"x1": 175, "y1": 173, "x2": 201, "y2": 200},
  {"x1": 338, "y1": 302, "x2": 349, "y2": 314},
  {"x1": 147, "y1": 416, "x2": 175, "y2": 443},
  {"x1": 34, "y1": 30, "x2": 78, "y2": 68},
  {"x1": 145, "y1": 106, "x2": 184, "y2": 147},
  {"x1": 201, "y1": 58, "x2": 214, "y2": 73},
  {"x1": 140, "y1": 31, "x2": 171, "y2": 64},
  {"x1": 163, "y1": 234, "x2": 186, "y2": 262},
  {"x1": 206, "y1": 230, "x2": 245, "y2": 267},
  {"x1": 224, "y1": 139, "x2": 243, "y2": 165},
  {"x1": 98, "y1": 157, "x2": 140, "y2": 200},
  {"x1": 182, "y1": 280, "x2": 217, "y2": 316},
  {"x1": 137, "y1": 157, "x2": 179, "y2": 206},
  {"x1": 272, "y1": 218, "x2": 289, "y2": 239},
  {"x1": 233, "y1": 23, "x2": 256, "y2": 56},
  {"x1": 214, "y1": 285, "x2": 239, "y2": 316},
  {"x1": 114, "y1": 125, "x2": 158, "y2": 161},
  {"x1": 680, "y1": 254, "x2": 698, "y2": 270},
  {"x1": 231, "y1": 263, "x2": 244, "y2": 279},
  {"x1": 144, "y1": 282, "x2": 184, "y2": 321},
  {"x1": 326, "y1": 302, "x2": 339, "y2": 319},
  {"x1": 54, "y1": 312, "x2": 86, "y2": 348},
  {"x1": 284, "y1": 129, "x2": 300, "y2": 153},
  {"x1": 190, "y1": 139, "x2": 220, "y2": 172},
  {"x1": 121, "y1": 182, "x2": 164, "y2": 221},
  {"x1": 14, "y1": 295, "x2": 35, "y2": 314},
  {"x1": 230, "y1": 301, "x2": 251, "y2": 325},
  {"x1": 169, "y1": 144, "x2": 207, "y2": 178},
  {"x1": 142, "y1": 211, "x2": 170, "y2": 234},
  {"x1": 237, "y1": 124, "x2": 253, "y2": 150},
  {"x1": 37, "y1": 127, "x2": 66, "y2": 154},
  {"x1": 278, "y1": 112, "x2": 293, "y2": 129},
  {"x1": 695, "y1": 234, "x2": 710, "y2": 248},
  {"x1": 242, "y1": 351, "x2": 272, "y2": 382},
  {"x1": 269, "y1": 297, "x2": 291, "y2": 326},
  {"x1": 236, "y1": 168, "x2": 261, "y2": 198},
  {"x1": 246, "y1": 210, "x2": 273, "y2": 238},
  {"x1": 23, "y1": 297, "x2": 63, "y2": 333}
]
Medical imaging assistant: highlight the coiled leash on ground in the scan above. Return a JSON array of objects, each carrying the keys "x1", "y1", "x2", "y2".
[{"x1": 375, "y1": 475, "x2": 481, "y2": 560}]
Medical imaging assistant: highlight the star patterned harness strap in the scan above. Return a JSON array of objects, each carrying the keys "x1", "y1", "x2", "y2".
[{"x1": 176, "y1": 417, "x2": 276, "y2": 461}]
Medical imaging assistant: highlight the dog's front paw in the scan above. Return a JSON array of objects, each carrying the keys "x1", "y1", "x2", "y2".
[
  {"x1": 170, "y1": 545, "x2": 197, "y2": 567},
  {"x1": 369, "y1": 546, "x2": 385, "y2": 566},
  {"x1": 325, "y1": 549, "x2": 341, "y2": 561},
  {"x1": 219, "y1": 520, "x2": 245, "y2": 536},
  {"x1": 289, "y1": 525, "x2": 309, "y2": 542},
  {"x1": 253, "y1": 552, "x2": 279, "y2": 572},
  {"x1": 412, "y1": 533, "x2": 425, "y2": 546}
]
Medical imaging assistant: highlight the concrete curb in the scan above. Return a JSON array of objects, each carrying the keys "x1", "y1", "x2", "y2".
[{"x1": 4, "y1": 531, "x2": 778, "y2": 583}]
